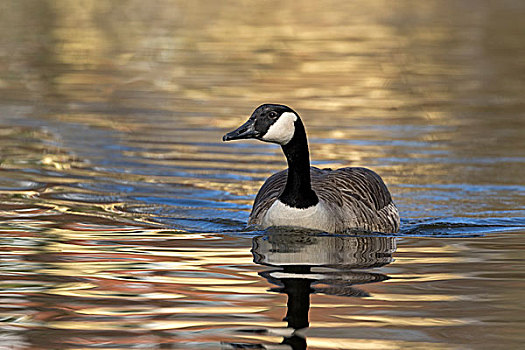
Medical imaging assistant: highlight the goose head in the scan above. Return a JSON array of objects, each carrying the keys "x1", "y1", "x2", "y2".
[{"x1": 223, "y1": 104, "x2": 299, "y2": 146}]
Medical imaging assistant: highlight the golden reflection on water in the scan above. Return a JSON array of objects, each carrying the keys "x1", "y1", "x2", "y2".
[
  {"x1": 333, "y1": 315, "x2": 474, "y2": 326},
  {"x1": 307, "y1": 338, "x2": 453, "y2": 350}
]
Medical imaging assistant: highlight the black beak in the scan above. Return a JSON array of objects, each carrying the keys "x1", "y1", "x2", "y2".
[{"x1": 223, "y1": 119, "x2": 258, "y2": 141}]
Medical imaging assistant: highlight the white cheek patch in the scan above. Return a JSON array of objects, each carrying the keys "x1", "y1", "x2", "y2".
[{"x1": 262, "y1": 112, "x2": 297, "y2": 145}]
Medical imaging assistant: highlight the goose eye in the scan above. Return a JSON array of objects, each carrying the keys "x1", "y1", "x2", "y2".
[{"x1": 269, "y1": 111, "x2": 278, "y2": 119}]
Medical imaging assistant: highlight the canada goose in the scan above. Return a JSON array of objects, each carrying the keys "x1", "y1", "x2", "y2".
[{"x1": 223, "y1": 104, "x2": 400, "y2": 233}]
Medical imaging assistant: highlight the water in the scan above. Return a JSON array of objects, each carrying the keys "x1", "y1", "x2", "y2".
[{"x1": 0, "y1": 1, "x2": 524, "y2": 349}]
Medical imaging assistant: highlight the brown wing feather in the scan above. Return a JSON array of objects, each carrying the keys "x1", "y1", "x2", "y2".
[
  {"x1": 248, "y1": 170, "x2": 287, "y2": 225},
  {"x1": 312, "y1": 167, "x2": 398, "y2": 232},
  {"x1": 328, "y1": 167, "x2": 393, "y2": 211}
]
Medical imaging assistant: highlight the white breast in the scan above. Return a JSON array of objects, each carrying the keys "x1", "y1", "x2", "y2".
[{"x1": 261, "y1": 200, "x2": 335, "y2": 232}]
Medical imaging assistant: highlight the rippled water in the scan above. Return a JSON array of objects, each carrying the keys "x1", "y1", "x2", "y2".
[{"x1": 0, "y1": 1, "x2": 524, "y2": 349}]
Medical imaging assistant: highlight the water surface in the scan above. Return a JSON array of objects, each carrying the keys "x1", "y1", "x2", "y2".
[{"x1": 0, "y1": 1, "x2": 524, "y2": 349}]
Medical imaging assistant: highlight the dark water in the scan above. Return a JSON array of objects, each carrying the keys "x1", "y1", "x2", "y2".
[{"x1": 0, "y1": 1, "x2": 524, "y2": 349}]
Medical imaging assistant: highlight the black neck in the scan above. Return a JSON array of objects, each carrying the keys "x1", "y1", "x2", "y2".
[{"x1": 278, "y1": 119, "x2": 318, "y2": 208}]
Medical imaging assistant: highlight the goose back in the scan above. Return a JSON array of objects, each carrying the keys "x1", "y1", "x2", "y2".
[{"x1": 249, "y1": 167, "x2": 400, "y2": 233}]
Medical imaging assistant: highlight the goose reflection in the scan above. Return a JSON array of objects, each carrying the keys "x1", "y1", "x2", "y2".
[{"x1": 226, "y1": 231, "x2": 396, "y2": 349}]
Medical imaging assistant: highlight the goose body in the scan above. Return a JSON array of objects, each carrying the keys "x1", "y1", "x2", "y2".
[{"x1": 223, "y1": 104, "x2": 400, "y2": 234}]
